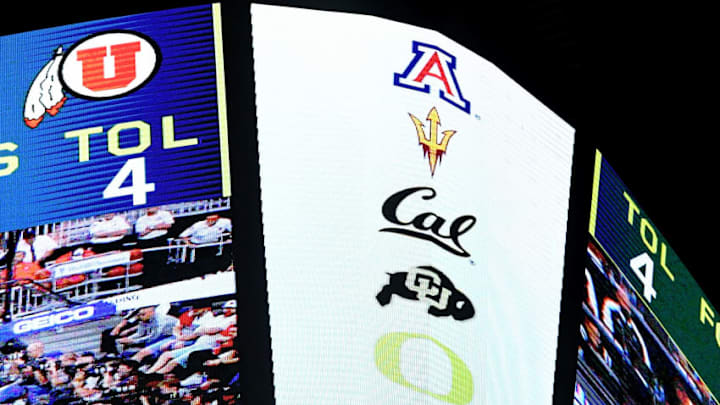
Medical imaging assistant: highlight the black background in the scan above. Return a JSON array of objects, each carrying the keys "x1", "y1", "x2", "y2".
[{"x1": 2, "y1": 1, "x2": 716, "y2": 404}]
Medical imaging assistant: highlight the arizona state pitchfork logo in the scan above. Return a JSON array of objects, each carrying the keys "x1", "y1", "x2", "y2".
[{"x1": 409, "y1": 107, "x2": 456, "y2": 176}]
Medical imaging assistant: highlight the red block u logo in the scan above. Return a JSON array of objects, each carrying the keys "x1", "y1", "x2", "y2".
[{"x1": 76, "y1": 41, "x2": 141, "y2": 91}]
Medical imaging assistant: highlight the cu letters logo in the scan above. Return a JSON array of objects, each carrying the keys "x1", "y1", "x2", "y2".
[
  {"x1": 394, "y1": 41, "x2": 471, "y2": 114},
  {"x1": 377, "y1": 266, "x2": 475, "y2": 320},
  {"x1": 23, "y1": 30, "x2": 161, "y2": 128}
]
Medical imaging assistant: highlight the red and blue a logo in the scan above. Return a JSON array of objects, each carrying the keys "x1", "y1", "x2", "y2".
[{"x1": 394, "y1": 41, "x2": 470, "y2": 114}]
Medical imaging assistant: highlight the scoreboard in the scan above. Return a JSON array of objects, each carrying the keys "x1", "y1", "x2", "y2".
[
  {"x1": 0, "y1": 4, "x2": 230, "y2": 229},
  {"x1": 252, "y1": 4, "x2": 574, "y2": 404},
  {"x1": 1, "y1": 4, "x2": 239, "y2": 404},
  {"x1": 1, "y1": 2, "x2": 716, "y2": 405},
  {"x1": 574, "y1": 151, "x2": 718, "y2": 404}
]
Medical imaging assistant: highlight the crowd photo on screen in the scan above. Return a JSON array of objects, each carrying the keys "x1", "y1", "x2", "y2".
[
  {"x1": 1, "y1": 197, "x2": 233, "y2": 317},
  {"x1": 1, "y1": 197, "x2": 240, "y2": 404},
  {"x1": 574, "y1": 240, "x2": 716, "y2": 405},
  {"x1": 0, "y1": 296, "x2": 240, "y2": 404}
]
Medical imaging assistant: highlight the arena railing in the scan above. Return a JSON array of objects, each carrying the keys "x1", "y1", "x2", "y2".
[
  {"x1": 47, "y1": 197, "x2": 231, "y2": 247},
  {"x1": 0, "y1": 278, "x2": 83, "y2": 319},
  {"x1": 1, "y1": 237, "x2": 231, "y2": 319}
]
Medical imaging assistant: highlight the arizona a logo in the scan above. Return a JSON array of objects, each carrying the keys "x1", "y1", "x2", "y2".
[
  {"x1": 23, "y1": 31, "x2": 161, "y2": 128},
  {"x1": 394, "y1": 41, "x2": 470, "y2": 114}
]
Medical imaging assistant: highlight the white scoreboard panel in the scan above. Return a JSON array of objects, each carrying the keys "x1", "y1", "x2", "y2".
[{"x1": 252, "y1": 4, "x2": 574, "y2": 405}]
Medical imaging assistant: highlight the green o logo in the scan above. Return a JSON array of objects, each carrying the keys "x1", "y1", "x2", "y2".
[{"x1": 375, "y1": 332, "x2": 474, "y2": 404}]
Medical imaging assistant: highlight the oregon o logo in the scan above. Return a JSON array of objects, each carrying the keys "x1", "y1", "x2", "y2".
[
  {"x1": 59, "y1": 30, "x2": 161, "y2": 100},
  {"x1": 375, "y1": 332, "x2": 474, "y2": 404}
]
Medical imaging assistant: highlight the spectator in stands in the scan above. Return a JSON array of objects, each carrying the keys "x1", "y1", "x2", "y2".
[
  {"x1": 673, "y1": 377, "x2": 697, "y2": 405},
  {"x1": 46, "y1": 359, "x2": 71, "y2": 388},
  {"x1": 672, "y1": 350, "x2": 704, "y2": 402},
  {"x1": 600, "y1": 259, "x2": 621, "y2": 289},
  {"x1": 580, "y1": 317, "x2": 602, "y2": 357},
  {"x1": 100, "y1": 308, "x2": 141, "y2": 355},
  {"x1": 75, "y1": 351, "x2": 96, "y2": 368},
  {"x1": 24, "y1": 341, "x2": 45, "y2": 363},
  {"x1": 0, "y1": 235, "x2": 7, "y2": 288},
  {"x1": 578, "y1": 316, "x2": 618, "y2": 390},
  {"x1": 179, "y1": 214, "x2": 232, "y2": 278},
  {"x1": 115, "y1": 305, "x2": 178, "y2": 355},
  {"x1": 143, "y1": 323, "x2": 236, "y2": 377},
  {"x1": 102, "y1": 358, "x2": 139, "y2": 390},
  {"x1": 135, "y1": 207, "x2": 175, "y2": 244},
  {"x1": 0, "y1": 234, "x2": 7, "y2": 264},
  {"x1": 15, "y1": 228, "x2": 58, "y2": 266},
  {"x1": 59, "y1": 352, "x2": 79, "y2": 368},
  {"x1": 141, "y1": 300, "x2": 236, "y2": 375},
  {"x1": 89, "y1": 213, "x2": 132, "y2": 253},
  {"x1": 180, "y1": 326, "x2": 239, "y2": 389},
  {"x1": 601, "y1": 281, "x2": 653, "y2": 382},
  {"x1": 584, "y1": 269, "x2": 599, "y2": 318},
  {"x1": 0, "y1": 341, "x2": 50, "y2": 403},
  {"x1": 135, "y1": 207, "x2": 175, "y2": 287},
  {"x1": 130, "y1": 306, "x2": 212, "y2": 364},
  {"x1": 70, "y1": 366, "x2": 103, "y2": 401},
  {"x1": 179, "y1": 214, "x2": 231, "y2": 245}
]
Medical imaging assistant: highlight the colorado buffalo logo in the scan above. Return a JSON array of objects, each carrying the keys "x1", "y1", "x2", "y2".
[{"x1": 376, "y1": 265, "x2": 474, "y2": 321}]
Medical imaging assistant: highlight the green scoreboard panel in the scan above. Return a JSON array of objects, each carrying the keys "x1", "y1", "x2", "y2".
[{"x1": 574, "y1": 150, "x2": 718, "y2": 404}]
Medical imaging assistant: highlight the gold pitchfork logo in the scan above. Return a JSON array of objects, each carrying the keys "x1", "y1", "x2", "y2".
[{"x1": 409, "y1": 107, "x2": 456, "y2": 176}]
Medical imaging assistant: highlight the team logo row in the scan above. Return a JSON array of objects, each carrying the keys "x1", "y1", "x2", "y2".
[
  {"x1": 374, "y1": 40, "x2": 477, "y2": 404},
  {"x1": 378, "y1": 41, "x2": 474, "y2": 317}
]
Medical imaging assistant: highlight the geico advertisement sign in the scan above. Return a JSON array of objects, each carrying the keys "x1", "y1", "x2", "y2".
[
  {"x1": 13, "y1": 306, "x2": 95, "y2": 335},
  {"x1": 9, "y1": 303, "x2": 116, "y2": 336}
]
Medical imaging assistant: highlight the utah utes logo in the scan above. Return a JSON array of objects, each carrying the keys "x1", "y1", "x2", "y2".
[
  {"x1": 394, "y1": 41, "x2": 470, "y2": 114},
  {"x1": 23, "y1": 47, "x2": 67, "y2": 128},
  {"x1": 23, "y1": 31, "x2": 161, "y2": 128}
]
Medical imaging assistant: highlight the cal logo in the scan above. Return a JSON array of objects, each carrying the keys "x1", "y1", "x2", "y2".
[
  {"x1": 23, "y1": 30, "x2": 161, "y2": 128},
  {"x1": 394, "y1": 41, "x2": 470, "y2": 114}
]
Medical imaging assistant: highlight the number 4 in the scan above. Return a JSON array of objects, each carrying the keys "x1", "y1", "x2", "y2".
[
  {"x1": 630, "y1": 252, "x2": 657, "y2": 303},
  {"x1": 103, "y1": 157, "x2": 156, "y2": 205}
]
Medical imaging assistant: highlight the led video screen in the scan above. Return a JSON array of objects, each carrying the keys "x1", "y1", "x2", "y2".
[
  {"x1": 573, "y1": 151, "x2": 718, "y2": 405},
  {"x1": 251, "y1": 4, "x2": 575, "y2": 404},
  {"x1": 0, "y1": 4, "x2": 240, "y2": 404}
]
